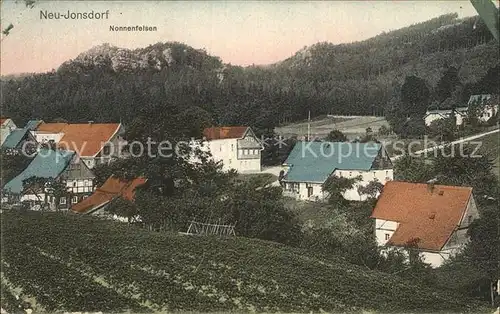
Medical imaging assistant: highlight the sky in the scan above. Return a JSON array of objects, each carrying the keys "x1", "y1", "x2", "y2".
[{"x1": 0, "y1": 0, "x2": 480, "y2": 75}]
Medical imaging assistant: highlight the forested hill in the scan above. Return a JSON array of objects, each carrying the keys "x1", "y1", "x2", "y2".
[{"x1": 1, "y1": 13, "x2": 498, "y2": 135}]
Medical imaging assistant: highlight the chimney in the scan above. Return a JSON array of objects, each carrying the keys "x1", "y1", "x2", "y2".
[
  {"x1": 427, "y1": 177, "x2": 438, "y2": 194},
  {"x1": 427, "y1": 183, "x2": 435, "y2": 194}
]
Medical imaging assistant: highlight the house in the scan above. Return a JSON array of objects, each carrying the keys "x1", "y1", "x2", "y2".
[
  {"x1": 31, "y1": 121, "x2": 127, "y2": 168},
  {"x1": 1, "y1": 117, "x2": 17, "y2": 146},
  {"x1": 1, "y1": 127, "x2": 37, "y2": 152},
  {"x1": 71, "y1": 175, "x2": 146, "y2": 215},
  {"x1": 281, "y1": 141, "x2": 393, "y2": 201},
  {"x1": 192, "y1": 126, "x2": 263, "y2": 173},
  {"x1": 424, "y1": 94, "x2": 497, "y2": 127},
  {"x1": 423, "y1": 108, "x2": 468, "y2": 127},
  {"x1": 468, "y1": 94, "x2": 497, "y2": 122},
  {"x1": 2, "y1": 148, "x2": 95, "y2": 209},
  {"x1": 371, "y1": 181, "x2": 479, "y2": 268}
]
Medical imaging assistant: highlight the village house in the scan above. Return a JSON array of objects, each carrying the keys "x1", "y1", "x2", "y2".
[
  {"x1": 191, "y1": 126, "x2": 263, "y2": 173},
  {"x1": 423, "y1": 94, "x2": 497, "y2": 127},
  {"x1": 281, "y1": 141, "x2": 393, "y2": 201},
  {"x1": 71, "y1": 175, "x2": 146, "y2": 218},
  {"x1": 468, "y1": 94, "x2": 497, "y2": 122},
  {"x1": 0, "y1": 117, "x2": 17, "y2": 146},
  {"x1": 31, "y1": 121, "x2": 127, "y2": 169},
  {"x1": 371, "y1": 181, "x2": 479, "y2": 268},
  {"x1": 2, "y1": 148, "x2": 96, "y2": 209}
]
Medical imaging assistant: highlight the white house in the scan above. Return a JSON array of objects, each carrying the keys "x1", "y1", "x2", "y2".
[
  {"x1": 31, "y1": 122, "x2": 127, "y2": 169},
  {"x1": 424, "y1": 94, "x2": 497, "y2": 127},
  {"x1": 468, "y1": 94, "x2": 497, "y2": 122},
  {"x1": 371, "y1": 181, "x2": 479, "y2": 268},
  {"x1": 1, "y1": 117, "x2": 17, "y2": 146},
  {"x1": 192, "y1": 126, "x2": 263, "y2": 173},
  {"x1": 423, "y1": 108, "x2": 467, "y2": 127},
  {"x1": 281, "y1": 141, "x2": 393, "y2": 201}
]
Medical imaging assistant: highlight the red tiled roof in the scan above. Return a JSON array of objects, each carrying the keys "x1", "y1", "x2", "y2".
[
  {"x1": 34, "y1": 122, "x2": 121, "y2": 156},
  {"x1": 203, "y1": 127, "x2": 248, "y2": 140},
  {"x1": 36, "y1": 122, "x2": 68, "y2": 133},
  {"x1": 371, "y1": 181, "x2": 473, "y2": 251},
  {"x1": 71, "y1": 176, "x2": 146, "y2": 214},
  {"x1": 57, "y1": 123, "x2": 121, "y2": 156}
]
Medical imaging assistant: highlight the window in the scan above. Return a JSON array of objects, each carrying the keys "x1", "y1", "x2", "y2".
[
  {"x1": 338, "y1": 171, "x2": 342, "y2": 177},
  {"x1": 244, "y1": 149, "x2": 248, "y2": 155},
  {"x1": 59, "y1": 198, "x2": 66, "y2": 205},
  {"x1": 103, "y1": 145, "x2": 111, "y2": 155},
  {"x1": 373, "y1": 172, "x2": 376, "y2": 177},
  {"x1": 219, "y1": 145, "x2": 222, "y2": 152},
  {"x1": 385, "y1": 234, "x2": 390, "y2": 241},
  {"x1": 349, "y1": 172, "x2": 352, "y2": 177},
  {"x1": 386, "y1": 170, "x2": 389, "y2": 176},
  {"x1": 72, "y1": 196, "x2": 78, "y2": 204},
  {"x1": 231, "y1": 144, "x2": 234, "y2": 151},
  {"x1": 229, "y1": 159, "x2": 232, "y2": 164},
  {"x1": 73, "y1": 181, "x2": 77, "y2": 187},
  {"x1": 468, "y1": 215, "x2": 473, "y2": 224},
  {"x1": 84, "y1": 180, "x2": 89, "y2": 186}
]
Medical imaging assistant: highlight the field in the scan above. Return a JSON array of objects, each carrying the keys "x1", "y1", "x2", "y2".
[
  {"x1": 274, "y1": 116, "x2": 390, "y2": 140},
  {"x1": 0, "y1": 212, "x2": 486, "y2": 313}
]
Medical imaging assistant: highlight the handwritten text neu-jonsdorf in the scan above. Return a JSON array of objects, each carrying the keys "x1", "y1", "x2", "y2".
[{"x1": 40, "y1": 10, "x2": 110, "y2": 20}]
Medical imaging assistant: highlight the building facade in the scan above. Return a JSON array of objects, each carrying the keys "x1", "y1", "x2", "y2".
[
  {"x1": 281, "y1": 141, "x2": 393, "y2": 201},
  {"x1": 192, "y1": 126, "x2": 263, "y2": 173}
]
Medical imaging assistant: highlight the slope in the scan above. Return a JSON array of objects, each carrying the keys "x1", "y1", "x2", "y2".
[{"x1": 1, "y1": 211, "x2": 487, "y2": 313}]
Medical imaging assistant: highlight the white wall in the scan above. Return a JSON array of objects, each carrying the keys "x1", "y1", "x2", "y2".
[
  {"x1": 374, "y1": 219, "x2": 399, "y2": 246},
  {"x1": 283, "y1": 182, "x2": 325, "y2": 201},
  {"x1": 282, "y1": 168, "x2": 393, "y2": 202},
  {"x1": 336, "y1": 169, "x2": 394, "y2": 201},
  {"x1": 425, "y1": 112, "x2": 448, "y2": 126},
  {"x1": 191, "y1": 138, "x2": 262, "y2": 173}
]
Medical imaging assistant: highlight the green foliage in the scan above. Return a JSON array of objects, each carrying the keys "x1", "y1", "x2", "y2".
[
  {"x1": 427, "y1": 116, "x2": 457, "y2": 142},
  {"x1": 1, "y1": 211, "x2": 487, "y2": 312},
  {"x1": 2, "y1": 15, "x2": 499, "y2": 127},
  {"x1": 434, "y1": 66, "x2": 462, "y2": 103},
  {"x1": 0, "y1": 148, "x2": 32, "y2": 187},
  {"x1": 325, "y1": 129, "x2": 347, "y2": 142},
  {"x1": 357, "y1": 179, "x2": 384, "y2": 199},
  {"x1": 322, "y1": 175, "x2": 361, "y2": 205}
]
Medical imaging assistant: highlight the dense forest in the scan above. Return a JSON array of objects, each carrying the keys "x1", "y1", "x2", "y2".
[{"x1": 1, "y1": 13, "x2": 499, "y2": 135}]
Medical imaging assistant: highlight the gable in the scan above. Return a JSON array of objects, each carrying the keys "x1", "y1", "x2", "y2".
[{"x1": 60, "y1": 156, "x2": 96, "y2": 180}]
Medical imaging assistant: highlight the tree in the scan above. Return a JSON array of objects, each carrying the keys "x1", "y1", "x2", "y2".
[
  {"x1": 400, "y1": 75, "x2": 431, "y2": 117},
  {"x1": 435, "y1": 66, "x2": 461, "y2": 103},
  {"x1": 427, "y1": 116, "x2": 457, "y2": 142},
  {"x1": 358, "y1": 179, "x2": 384, "y2": 199},
  {"x1": 465, "y1": 205, "x2": 500, "y2": 307},
  {"x1": 325, "y1": 129, "x2": 348, "y2": 142},
  {"x1": 322, "y1": 175, "x2": 361, "y2": 205}
]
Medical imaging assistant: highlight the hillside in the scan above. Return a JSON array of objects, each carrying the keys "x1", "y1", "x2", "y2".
[
  {"x1": 0, "y1": 13, "x2": 498, "y2": 131},
  {"x1": 0, "y1": 212, "x2": 486, "y2": 313}
]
